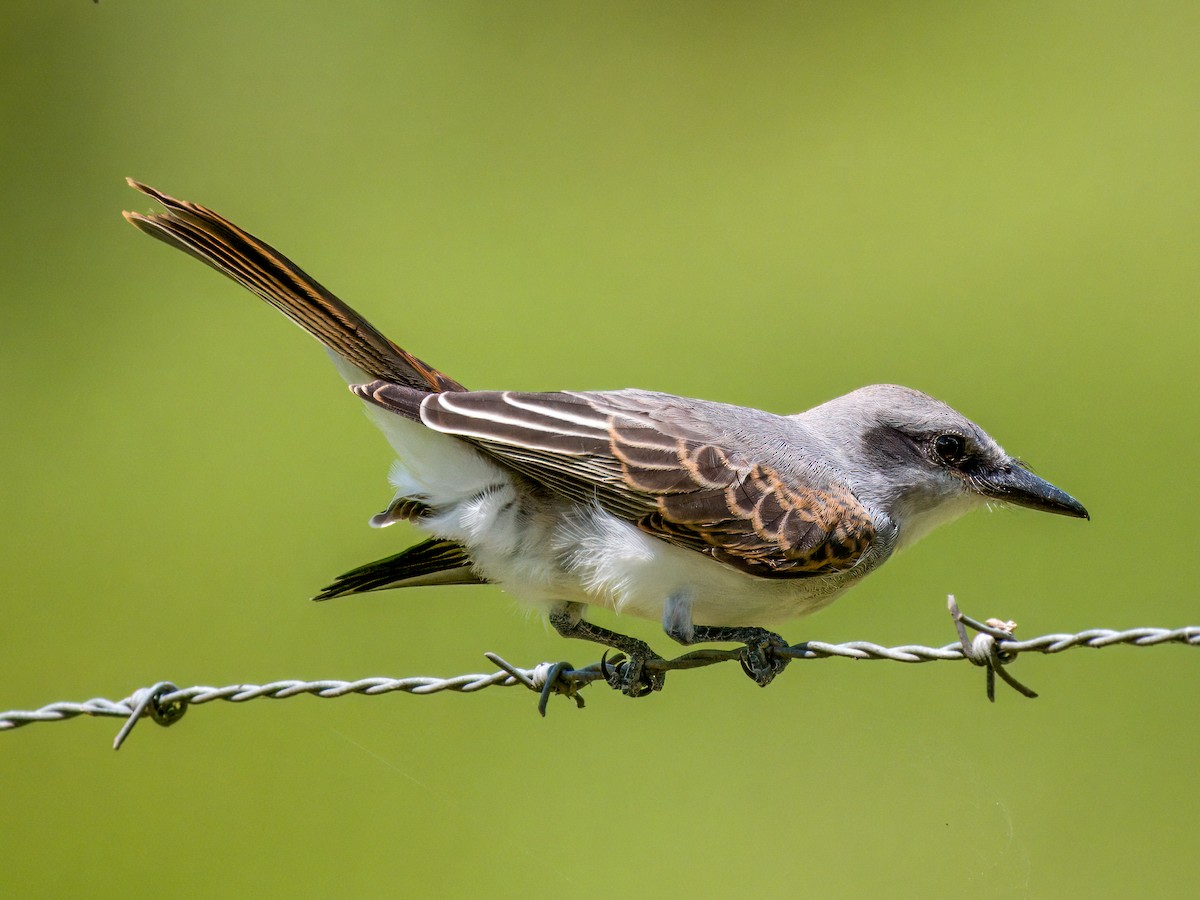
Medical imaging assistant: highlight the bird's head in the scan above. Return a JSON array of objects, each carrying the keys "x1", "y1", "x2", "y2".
[{"x1": 804, "y1": 384, "x2": 1088, "y2": 549}]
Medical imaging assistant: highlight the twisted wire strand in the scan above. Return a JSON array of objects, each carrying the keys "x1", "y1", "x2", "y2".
[{"x1": 3, "y1": 607, "x2": 1197, "y2": 748}]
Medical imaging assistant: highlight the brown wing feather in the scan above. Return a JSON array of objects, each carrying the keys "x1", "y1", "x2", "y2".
[
  {"x1": 609, "y1": 417, "x2": 875, "y2": 576},
  {"x1": 355, "y1": 386, "x2": 876, "y2": 578}
]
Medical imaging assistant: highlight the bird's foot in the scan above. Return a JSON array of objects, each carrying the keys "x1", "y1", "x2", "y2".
[
  {"x1": 738, "y1": 631, "x2": 791, "y2": 686},
  {"x1": 600, "y1": 649, "x2": 666, "y2": 697},
  {"x1": 676, "y1": 624, "x2": 793, "y2": 687}
]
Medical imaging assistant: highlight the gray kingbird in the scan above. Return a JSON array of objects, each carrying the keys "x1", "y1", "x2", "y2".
[{"x1": 123, "y1": 180, "x2": 1088, "y2": 696}]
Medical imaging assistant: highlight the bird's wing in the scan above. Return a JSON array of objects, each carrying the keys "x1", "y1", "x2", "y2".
[{"x1": 355, "y1": 383, "x2": 876, "y2": 578}]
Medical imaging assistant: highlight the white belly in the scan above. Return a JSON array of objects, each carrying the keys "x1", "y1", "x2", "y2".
[{"x1": 414, "y1": 464, "x2": 863, "y2": 628}]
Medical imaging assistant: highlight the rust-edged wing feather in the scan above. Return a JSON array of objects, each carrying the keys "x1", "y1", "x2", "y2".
[
  {"x1": 123, "y1": 180, "x2": 463, "y2": 393},
  {"x1": 355, "y1": 383, "x2": 877, "y2": 578}
]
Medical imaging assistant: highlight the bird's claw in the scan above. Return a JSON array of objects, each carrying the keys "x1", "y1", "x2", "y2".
[
  {"x1": 738, "y1": 634, "x2": 791, "y2": 686},
  {"x1": 600, "y1": 650, "x2": 666, "y2": 697}
]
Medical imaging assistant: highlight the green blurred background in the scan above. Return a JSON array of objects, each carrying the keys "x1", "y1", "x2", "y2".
[{"x1": 2, "y1": 2, "x2": 1197, "y2": 896}]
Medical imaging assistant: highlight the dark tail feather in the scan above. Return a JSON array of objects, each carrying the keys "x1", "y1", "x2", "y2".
[
  {"x1": 313, "y1": 538, "x2": 486, "y2": 600},
  {"x1": 122, "y1": 179, "x2": 465, "y2": 393}
]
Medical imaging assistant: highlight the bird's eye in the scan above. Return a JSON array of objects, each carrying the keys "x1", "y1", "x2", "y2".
[{"x1": 933, "y1": 433, "x2": 969, "y2": 466}]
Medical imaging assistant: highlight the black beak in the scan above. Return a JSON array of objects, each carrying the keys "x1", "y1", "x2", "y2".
[{"x1": 973, "y1": 463, "x2": 1089, "y2": 519}]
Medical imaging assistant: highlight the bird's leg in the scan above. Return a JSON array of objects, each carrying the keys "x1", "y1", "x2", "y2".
[
  {"x1": 661, "y1": 595, "x2": 789, "y2": 686},
  {"x1": 548, "y1": 602, "x2": 665, "y2": 697}
]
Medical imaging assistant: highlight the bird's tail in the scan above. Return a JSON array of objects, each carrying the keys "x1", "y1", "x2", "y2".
[
  {"x1": 122, "y1": 179, "x2": 464, "y2": 393},
  {"x1": 314, "y1": 537, "x2": 485, "y2": 600}
]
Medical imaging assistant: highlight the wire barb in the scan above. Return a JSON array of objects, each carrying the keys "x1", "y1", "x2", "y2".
[
  {"x1": 2, "y1": 599, "x2": 1197, "y2": 746},
  {"x1": 111, "y1": 681, "x2": 187, "y2": 750},
  {"x1": 948, "y1": 596, "x2": 1038, "y2": 701}
]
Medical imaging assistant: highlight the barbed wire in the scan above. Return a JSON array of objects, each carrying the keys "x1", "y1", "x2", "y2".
[{"x1": 2, "y1": 598, "x2": 1196, "y2": 749}]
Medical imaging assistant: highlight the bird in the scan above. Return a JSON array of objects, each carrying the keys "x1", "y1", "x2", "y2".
[{"x1": 123, "y1": 180, "x2": 1089, "y2": 697}]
